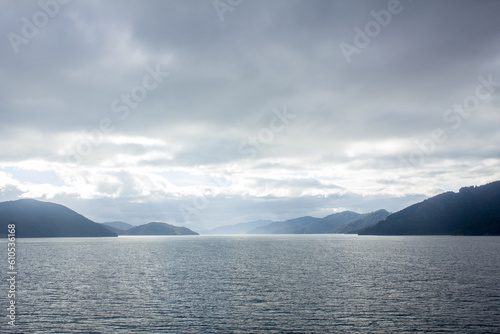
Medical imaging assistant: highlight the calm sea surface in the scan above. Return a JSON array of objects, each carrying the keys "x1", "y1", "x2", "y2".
[{"x1": 1, "y1": 235, "x2": 500, "y2": 333}]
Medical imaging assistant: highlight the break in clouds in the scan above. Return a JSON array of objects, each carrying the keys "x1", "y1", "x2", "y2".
[{"x1": 1, "y1": 0, "x2": 499, "y2": 229}]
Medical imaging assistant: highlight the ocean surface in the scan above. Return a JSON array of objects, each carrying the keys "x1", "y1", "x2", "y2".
[{"x1": 2, "y1": 235, "x2": 500, "y2": 333}]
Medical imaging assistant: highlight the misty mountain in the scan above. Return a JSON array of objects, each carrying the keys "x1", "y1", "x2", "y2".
[
  {"x1": 359, "y1": 181, "x2": 500, "y2": 235},
  {"x1": 124, "y1": 222, "x2": 199, "y2": 236},
  {"x1": 100, "y1": 225, "x2": 126, "y2": 235},
  {"x1": 100, "y1": 221, "x2": 135, "y2": 235},
  {"x1": 0, "y1": 199, "x2": 116, "y2": 238},
  {"x1": 103, "y1": 221, "x2": 134, "y2": 231},
  {"x1": 201, "y1": 220, "x2": 274, "y2": 235},
  {"x1": 333, "y1": 210, "x2": 391, "y2": 234},
  {"x1": 247, "y1": 211, "x2": 363, "y2": 234},
  {"x1": 247, "y1": 216, "x2": 321, "y2": 234},
  {"x1": 319, "y1": 211, "x2": 363, "y2": 232}
]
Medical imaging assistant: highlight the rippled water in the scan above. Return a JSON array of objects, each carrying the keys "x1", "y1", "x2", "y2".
[{"x1": 2, "y1": 235, "x2": 500, "y2": 333}]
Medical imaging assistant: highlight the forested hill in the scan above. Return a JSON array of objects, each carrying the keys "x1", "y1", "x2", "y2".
[
  {"x1": 0, "y1": 199, "x2": 116, "y2": 237},
  {"x1": 359, "y1": 181, "x2": 500, "y2": 235}
]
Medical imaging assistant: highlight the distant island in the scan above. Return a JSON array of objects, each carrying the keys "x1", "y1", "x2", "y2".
[
  {"x1": 101, "y1": 221, "x2": 199, "y2": 236},
  {"x1": 0, "y1": 199, "x2": 198, "y2": 238},
  {"x1": 359, "y1": 181, "x2": 500, "y2": 235}
]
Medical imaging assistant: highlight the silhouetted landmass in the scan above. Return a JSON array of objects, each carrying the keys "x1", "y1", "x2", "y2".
[
  {"x1": 247, "y1": 216, "x2": 322, "y2": 234},
  {"x1": 247, "y1": 211, "x2": 364, "y2": 234},
  {"x1": 320, "y1": 211, "x2": 363, "y2": 233},
  {"x1": 100, "y1": 224, "x2": 126, "y2": 235},
  {"x1": 334, "y1": 209, "x2": 391, "y2": 234},
  {"x1": 359, "y1": 181, "x2": 500, "y2": 235},
  {"x1": 0, "y1": 199, "x2": 116, "y2": 238},
  {"x1": 124, "y1": 222, "x2": 199, "y2": 236},
  {"x1": 201, "y1": 220, "x2": 274, "y2": 235}
]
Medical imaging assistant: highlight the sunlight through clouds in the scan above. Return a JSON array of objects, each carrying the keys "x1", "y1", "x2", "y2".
[{"x1": 1, "y1": 0, "x2": 499, "y2": 228}]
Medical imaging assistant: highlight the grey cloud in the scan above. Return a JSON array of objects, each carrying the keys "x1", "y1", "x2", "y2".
[{"x1": 1, "y1": 0, "x2": 500, "y2": 229}]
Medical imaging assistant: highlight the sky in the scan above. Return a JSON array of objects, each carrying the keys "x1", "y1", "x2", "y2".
[{"x1": 1, "y1": 0, "x2": 500, "y2": 230}]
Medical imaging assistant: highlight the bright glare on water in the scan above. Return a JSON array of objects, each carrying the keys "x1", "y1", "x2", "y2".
[{"x1": 2, "y1": 235, "x2": 500, "y2": 333}]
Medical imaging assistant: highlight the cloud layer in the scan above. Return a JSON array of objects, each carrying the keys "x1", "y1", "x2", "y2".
[{"x1": 1, "y1": 0, "x2": 500, "y2": 229}]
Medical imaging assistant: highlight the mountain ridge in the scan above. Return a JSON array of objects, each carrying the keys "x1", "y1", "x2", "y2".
[
  {"x1": 0, "y1": 199, "x2": 199, "y2": 237},
  {"x1": 246, "y1": 210, "x2": 385, "y2": 235},
  {"x1": 123, "y1": 222, "x2": 199, "y2": 236},
  {"x1": 334, "y1": 209, "x2": 391, "y2": 234},
  {"x1": 359, "y1": 181, "x2": 500, "y2": 235},
  {"x1": 0, "y1": 199, "x2": 116, "y2": 238},
  {"x1": 247, "y1": 216, "x2": 322, "y2": 234}
]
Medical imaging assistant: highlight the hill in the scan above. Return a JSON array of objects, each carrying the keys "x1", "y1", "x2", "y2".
[
  {"x1": 100, "y1": 224, "x2": 126, "y2": 235},
  {"x1": 334, "y1": 209, "x2": 391, "y2": 234},
  {"x1": 247, "y1": 211, "x2": 362, "y2": 234},
  {"x1": 320, "y1": 211, "x2": 362, "y2": 233},
  {"x1": 0, "y1": 199, "x2": 116, "y2": 238},
  {"x1": 247, "y1": 216, "x2": 321, "y2": 234},
  {"x1": 359, "y1": 181, "x2": 500, "y2": 235},
  {"x1": 124, "y1": 222, "x2": 199, "y2": 236}
]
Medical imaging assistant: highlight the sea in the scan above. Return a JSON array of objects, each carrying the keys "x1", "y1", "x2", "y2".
[{"x1": 1, "y1": 235, "x2": 500, "y2": 333}]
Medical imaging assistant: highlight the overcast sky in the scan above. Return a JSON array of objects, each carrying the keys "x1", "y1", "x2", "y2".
[{"x1": 1, "y1": 0, "x2": 499, "y2": 229}]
